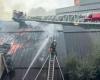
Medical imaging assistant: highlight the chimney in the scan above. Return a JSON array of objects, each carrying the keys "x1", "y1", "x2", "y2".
[{"x1": 74, "y1": 0, "x2": 80, "y2": 6}]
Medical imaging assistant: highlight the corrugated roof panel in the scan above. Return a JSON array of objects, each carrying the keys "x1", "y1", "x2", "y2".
[{"x1": 1, "y1": 21, "x2": 100, "y2": 80}]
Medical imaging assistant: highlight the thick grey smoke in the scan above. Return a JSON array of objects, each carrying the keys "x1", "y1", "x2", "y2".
[
  {"x1": 0, "y1": 0, "x2": 74, "y2": 19},
  {"x1": 1, "y1": 0, "x2": 74, "y2": 12}
]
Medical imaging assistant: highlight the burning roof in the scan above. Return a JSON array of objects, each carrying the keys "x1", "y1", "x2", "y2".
[{"x1": 0, "y1": 21, "x2": 98, "y2": 80}]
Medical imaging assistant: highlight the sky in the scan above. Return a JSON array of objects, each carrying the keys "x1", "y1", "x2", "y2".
[{"x1": 0, "y1": 0, "x2": 74, "y2": 20}]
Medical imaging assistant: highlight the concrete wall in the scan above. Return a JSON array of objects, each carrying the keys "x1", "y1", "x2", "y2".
[
  {"x1": 80, "y1": 0, "x2": 100, "y2": 5},
  {"x1": 56, "y1": 3, "x2": 100, "y2": 15}
]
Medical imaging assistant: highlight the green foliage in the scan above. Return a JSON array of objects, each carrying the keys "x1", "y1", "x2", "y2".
[
  {"x1": 64, "y1": 52, "x2": 100, "y2": 80},
  {"x1": 64, "y1": 56, "x2": 80, "y2": 80}
]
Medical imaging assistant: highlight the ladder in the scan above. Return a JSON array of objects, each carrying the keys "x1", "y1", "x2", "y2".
[
  {"x1": 47, "y1": 54, "x2": 55, "y2": 80},
  {"x1": 34, "y1": 54, "x2": 64, "y2": 80}
]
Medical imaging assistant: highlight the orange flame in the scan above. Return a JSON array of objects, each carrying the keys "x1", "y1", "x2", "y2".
[{"x1": 10, "y1": 42, "x2": 22, "y2": 54}]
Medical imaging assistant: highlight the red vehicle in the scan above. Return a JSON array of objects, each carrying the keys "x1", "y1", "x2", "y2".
[{"x1": 84, "y1": 13, "x2": 100, "y2": 22}]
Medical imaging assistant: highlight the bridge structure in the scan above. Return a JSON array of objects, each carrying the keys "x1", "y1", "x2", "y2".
[
  {"x1": 12, "y1": 12, "x2": 100, "y2": 29},
  {"x1": 24, "y1": 2, "x2": 100, "y2": 28},
  {"x1": 25, "y1": 14, "x2": 100, "y2": 29}
]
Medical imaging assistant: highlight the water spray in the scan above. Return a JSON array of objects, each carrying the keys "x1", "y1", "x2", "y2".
[
  {"x1": 33, "y1": 37, "x2": 64, "y2": 80},
  {"x1": 22, "y1": 36, "x2": 50, "y2": 80},
  {"x1": 22, "y1": 24, "x2": 58, "y2": 80}
]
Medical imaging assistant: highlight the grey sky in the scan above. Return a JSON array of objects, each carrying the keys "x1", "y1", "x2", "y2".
[{"x1": 4, "y1": 0, "x2": 74, "y2": 12}]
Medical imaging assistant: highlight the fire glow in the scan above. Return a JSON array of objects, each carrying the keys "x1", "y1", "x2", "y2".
[{"x1": 9, "y1": 42, "x2": 23, "y2": 54}]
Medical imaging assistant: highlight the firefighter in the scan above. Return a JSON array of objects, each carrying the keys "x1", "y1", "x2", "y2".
[{"x1": 49, "y1": 40, "x2": 57, "y2": 56}]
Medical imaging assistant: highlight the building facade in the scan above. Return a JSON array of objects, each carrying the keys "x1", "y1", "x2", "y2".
[
  {"x1": 79, "y1": 0, "x2": 100, "y2": 5},
  {"x1": 56, "y1": 0, "x2": 100, "y2": 15}
]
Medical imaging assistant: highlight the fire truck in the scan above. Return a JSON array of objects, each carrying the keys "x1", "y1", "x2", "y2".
[{"x1": 84, "y1": 13, "x2": 100, "y2": 22}]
